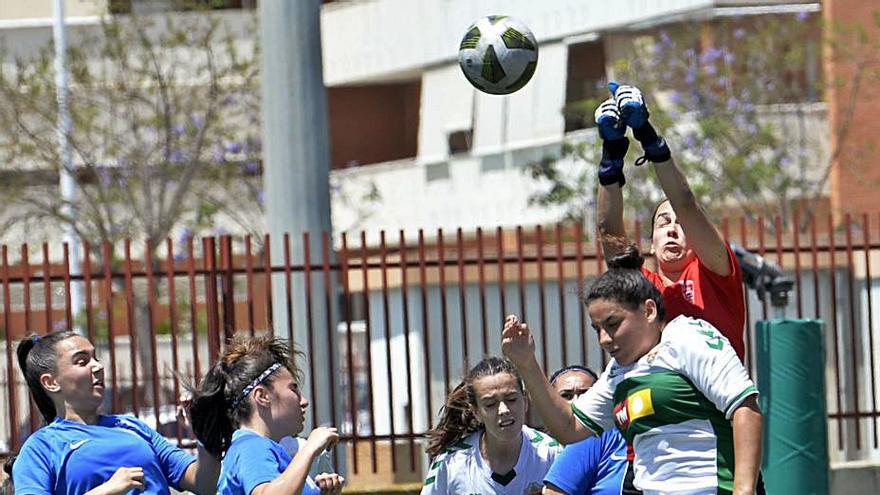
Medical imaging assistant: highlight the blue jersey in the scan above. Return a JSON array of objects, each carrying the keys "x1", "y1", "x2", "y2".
[
  {"x1": 544, "y1": 429, "x2": 628, "y2": 495},
  {"x1": 219, "y1": 429, "x2": 320, "y2": 495},
  {"x1": 12, "y1": 415, "x2": 195, "y2": 495}
]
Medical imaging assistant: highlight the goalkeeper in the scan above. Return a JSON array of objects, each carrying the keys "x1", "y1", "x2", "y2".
[{"x1": 594, "y1": 82, "x2": 747, "y2": 362}]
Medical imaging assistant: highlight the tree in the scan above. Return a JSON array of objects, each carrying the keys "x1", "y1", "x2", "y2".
[
  {"x1": 0, "y1": 10, "x2": 263, "y2": 248},
  {"x1": 0, "y1": 10, "x2": 264, "y2": 413},
  {"x1": 529, "y1": 11, "x2": 879, "y2": 234}
]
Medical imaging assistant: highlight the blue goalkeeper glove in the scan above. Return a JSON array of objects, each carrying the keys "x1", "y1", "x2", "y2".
[
  {"x1": 609, "y1": 81, "x2": 671, "y2": 164},
  {"x1": 594, "y1": 98, "x2": 629, "y2": 187}
]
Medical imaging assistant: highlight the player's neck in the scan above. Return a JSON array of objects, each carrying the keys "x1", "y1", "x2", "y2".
[
  {"x1": 479, "y1": 429, "x2": 522, "y2": 475},
  {"x1": 60, "y1": 403, "x2": 99, "y2": 425},
  {"x1": 658, "y1": 267, "x2": 684, "y2": 285}
]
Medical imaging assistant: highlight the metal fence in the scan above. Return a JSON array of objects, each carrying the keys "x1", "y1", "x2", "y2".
[{"x1": 2, "y1": 212, "x2": 880, "y2": 484}]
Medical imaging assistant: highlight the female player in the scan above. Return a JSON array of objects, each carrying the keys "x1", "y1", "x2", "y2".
[
  {"x1": 595, "y1": 82, "x2": 746, "y2": 360},
  {"x1": 12, "y1": 330, "x2": 220, "y2": 495},
  {"x1": 420, "y1": 356, "x2": 561, "y2": 495},
  {"x1": 188, "y1": 334, "x2": 343, "y2": 495},
  {"x1": 502, "y1": 248, "x2": 763, "y2": 495}
]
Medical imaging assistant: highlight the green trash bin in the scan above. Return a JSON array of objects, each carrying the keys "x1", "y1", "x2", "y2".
[{"x1": 755, "y1": 318, "x2": 829, "y2": 495}]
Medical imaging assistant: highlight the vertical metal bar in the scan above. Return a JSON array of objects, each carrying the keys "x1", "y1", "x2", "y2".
[
  {"x1": 516, "y1": 226, "x2": 527, "y2": 323},
  {"x1": 220, "y1": 236, "x2": 236, "y2": 340},
  {"x1": 202, "y1": 237, "x2": 220, "y2": 364},
  {"x1": 775, "y1": 216, "x2": 784, "y2": 268},
  {"x1": 42, "y1": 243, "x2": 52, "y2": 332},
  {"x1": 476, "y1": 228, "x2": 488, "y2": 355},
  {"x1": 338, "y1": 233, "x2": 359, "y2": 473},
  {"x1": 417, "y1": 230, "x2": 433, "y2": 430},
  {"x1": 2, "y1": 246, "x2": 19, "y2": 449},
  {"x1": 102, "y1": 241, "x2": 119, "y2": 412},
  {"x1": 864, "y1": 213, "x2": 878, "y2": 448},
  {"x1": 496, "y1": 226, "x2": 507, "y2": 321},
  {"x1": 535, "y1": 226, "x2": 548, "y2": 372},
  {"x1": 437, "y1": 229, "x2": 451, "y2": 393},
  {"x1": 63, "y1": 243, "x2": 72, "y2": 329},
  {"x1": 456, "y1": 228, "x2": 469, "y2": 369},
  {"x1": 555, "y1": 224, "x2": 568, "y2": 366},
  {"x1": 83, "y1": 243, "x2": 95, "y2": 342},
  {"x1": 739, "y1": 218, "x2": 752, "y2": 370},
  {"x1": 302, "y1": 233, "x2": 318, "y2": 430},
  {"x1": 22, "y1": 246, "x2": 32, "y2": 336},
  {"x1": 827, "y1": 214, "x2": 844, "y2": 449},
  {"x1": 123, "y1": 240, "x2": 139, "y2": 416},
  {"x1": 186, "y1": 238, "x2": 201, "y2": 383},
  {"x1": 844, "y1": 214, "x2": 862, "y2": 448},
  {"x1": 358, "y1": 232, "x2": 378, "y2": 472},
  {"x1": 757, "y1": 216, "x2": 768, "y2": 321},
  {"x1": 283, "y1": 234, "x2": 295, "y2": 343},
  {"x1": 398, "y1": 230, "x2": 417, "y2": 469},
  {"x1": 810, "y1": 215, "x2": 821, "y2": 320},
  {"x1": 263, "y1": 234, "x2": 274, "y2": 331},
  {"x1": 319, "y1": 232, "x2": 340, "y2": 468},
  {"x1": 245, "y1": 235, "x2": 256, "y2": 335},
  {"x1": 792, "y1": 209, "x2": 804, "y2": 318},
  {"x1": 165, "y1": 238, "x2": 183, "y2": 445},
  {"x1": 144, "y1": 242, "x2": 162, "y2": 428},
  {"x1": 575, "y1": 223, "x2": 586, "y2": 365},
  {"x1": 379, "y1": 231, "x2": 397, "y2": 471}
]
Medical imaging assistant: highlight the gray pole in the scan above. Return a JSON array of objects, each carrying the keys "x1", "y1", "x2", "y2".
[
  {"x1": 260, "y1": 0, "x2": 342, "y2": 464},
  {"x1": 54, "y1": 0, "x2": 83, "y2": 331}
]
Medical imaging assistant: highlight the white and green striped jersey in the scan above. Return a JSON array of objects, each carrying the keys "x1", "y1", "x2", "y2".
[
  {"x1": 420, "y1": 425, "x2": 562, "y2": 495},
  {"x1": 571, "y1": 316, "x2": 758, "y2": 495}
]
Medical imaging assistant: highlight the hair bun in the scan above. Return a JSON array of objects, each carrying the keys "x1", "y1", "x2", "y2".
[{"x1": 606, "y1": 244, "x2": 645, "y2": 270}]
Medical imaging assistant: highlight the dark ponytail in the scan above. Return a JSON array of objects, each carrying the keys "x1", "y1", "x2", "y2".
[
  {"x1": 425, "y1": 356, "x2": 523, "y2": 458},
  {"x1": 188, "y1": 364, "x2": 235, "y2": 458},
  {"x1": 16, "y1": 331, "x2": 77, "y2": 424},
  {"x1": 188, "y1": 334, "x2": 303, "y2": 458}
]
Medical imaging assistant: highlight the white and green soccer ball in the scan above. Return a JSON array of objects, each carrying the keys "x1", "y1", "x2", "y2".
[{"x1": 458, "y1": 15, "x2": 539, "y2": 95}]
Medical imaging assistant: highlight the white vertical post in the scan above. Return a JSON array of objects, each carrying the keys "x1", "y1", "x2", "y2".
[{"x1": 54, "y1": 0, "x2": 83, "y2": 331}]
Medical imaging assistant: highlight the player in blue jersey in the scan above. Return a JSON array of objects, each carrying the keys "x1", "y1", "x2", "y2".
[
  {"x1": 11, "y1": 330, "x2": 220, "y2": 495},
  {"x1": 421, "y1": 356, "x2": 562, "y2": 495},
  {"x1": 188, "y1": 334, "x2": 344, "y2": 495},
  {"x1": 544, "y1": 365, "x2": 637, "y2": 495}
]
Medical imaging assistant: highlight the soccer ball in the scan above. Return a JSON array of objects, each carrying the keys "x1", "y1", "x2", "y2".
[{"x1": 458, "y1": 15, "x2": 539, "y2": 95}]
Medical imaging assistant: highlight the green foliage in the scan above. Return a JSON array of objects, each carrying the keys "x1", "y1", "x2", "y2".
[
  {"x1": 529, "y1": 12, "x2": 876, "y2": 229},
  {"x1": 0, "y1": 11, "x2": 262, "y2": 248}
]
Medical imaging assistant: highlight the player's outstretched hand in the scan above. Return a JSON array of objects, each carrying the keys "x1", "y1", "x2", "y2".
[
  {"x1": 594, "y1": 98, "x2": 625, "y2": 141},
  {"x1": 609, "y1": 81, "x2": 649, "y2": 130},
  {"x1": 305, "y1": 426, "x2": 339, "y2": 456},
  {"x1": 501, "y1": 314, "x2": 536, "y2": 369},
  {"x1": 315, "y1": 473, "x2": 345, "y2": 495}
]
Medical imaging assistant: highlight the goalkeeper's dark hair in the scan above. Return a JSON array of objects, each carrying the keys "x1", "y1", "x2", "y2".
[
  {"x1": 584, "y1": 243, "x2": 666, "y2": 322},
  {"x1": 425, "y1": 356, "x2": 523, "y2": 458},
  {"x1": 187, "y1": 334, "x2": 303, "y2": 458}
]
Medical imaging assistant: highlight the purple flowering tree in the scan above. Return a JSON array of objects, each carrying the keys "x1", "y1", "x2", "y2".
[
  {"x1": 0, "y1": 10, "x2": 263, "y2": 410},
  {"x1": 530, "y1": 12, "x2": 878, "y2": 232},
  {"x1": 0, "y1": 10, "x2": 262, "y2": 249}
]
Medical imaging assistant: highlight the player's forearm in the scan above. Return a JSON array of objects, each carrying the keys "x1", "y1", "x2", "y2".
[
  {"x1": 597, "y1": 184, "x2": 628, "y2": 258},
  {"x1": 652, "y1": 156, "x2": 698, "y2": 212},
  {"x1": 180, "y1": 445, "x2": 221, "y2": 495},
  {"x1": 516, "y1": 355, "x2": 588, "y2": 445},
  {"x1": 732, "y1": 396, "x2": 763, "y2": 495},
  {"x1": 256, "y1": 445, "x2": 321, "y2": 495}
]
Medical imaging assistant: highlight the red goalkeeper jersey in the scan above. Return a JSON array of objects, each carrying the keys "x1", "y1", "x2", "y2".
[{"x1": 642, "y1": 244, "x2": 746, "y2": 361}]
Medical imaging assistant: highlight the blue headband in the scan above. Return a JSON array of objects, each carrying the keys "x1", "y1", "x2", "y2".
[{"x1": 230, "y1": 362, "x2": 283, "y2": 411}]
